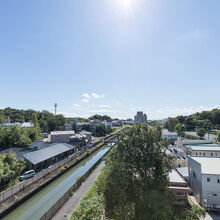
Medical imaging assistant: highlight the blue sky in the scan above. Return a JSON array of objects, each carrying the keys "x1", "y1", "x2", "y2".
[{"x1": 0, "y1": 0, "x2": 219, "y2": 120}]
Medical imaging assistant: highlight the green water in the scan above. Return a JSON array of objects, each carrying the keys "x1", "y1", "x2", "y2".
[{"x1": 2, "y1": 146, "x2": 111, "y2": 220}]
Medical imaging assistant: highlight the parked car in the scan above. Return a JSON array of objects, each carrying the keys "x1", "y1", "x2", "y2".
[{"x1": 20, "y1": 170, "x2": 35, "y2": 181}]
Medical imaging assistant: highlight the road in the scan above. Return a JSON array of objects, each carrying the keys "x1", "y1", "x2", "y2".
[
  {"x1": 51, "y1": 161, "x2": 105, "y2": 220},
  {"x1": 186, "y1": 132, "x2": 217, "y2": 142}
]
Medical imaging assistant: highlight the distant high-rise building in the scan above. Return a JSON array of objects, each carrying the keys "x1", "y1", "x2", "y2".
[{"x1": 134, "y1": 111, "x2": 147, "y2": 123}]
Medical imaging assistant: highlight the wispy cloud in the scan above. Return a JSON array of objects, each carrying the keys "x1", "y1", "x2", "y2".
[
  {"x1": 98, "y1": 105, "x2": 110, "y2": 108},
  {"x1": 73, "y1": 104, "x2": 81, "y2": 108},
  {"x1": 178, "y1": 28, "x2": 209, "y2": 41},
  {"x1": 150, "y1": 105, "x2": 220, "y2": 120},
  {"x1": 61, "y1": 112, "x2": 89, "y2": 118},
  {"x1": 91, "y1": 92, "x2": 104, "y2": 99},
  {"x1": 81, "y1": 99, "x2": 89, "y2": 103},
  {"x1": 88, "y1": 109, "x2": 119, "y2": 113},
  {"x1": 82, "y1": 93, "x2": 90, "y2": 99}
]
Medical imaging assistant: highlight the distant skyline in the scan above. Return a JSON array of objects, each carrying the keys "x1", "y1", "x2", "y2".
[{"x1": 0, "y1": 0, "x2": 219, "y2": 120}]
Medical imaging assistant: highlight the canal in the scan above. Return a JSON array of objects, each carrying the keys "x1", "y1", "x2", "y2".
[{"x1": 2, "y1": 145, "x2": 111, "y2": 220}]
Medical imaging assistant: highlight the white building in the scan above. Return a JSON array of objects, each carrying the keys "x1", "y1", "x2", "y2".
[
  {"x1": 162, "y1": 129, "x2": 178, "y2": 143},
  {"x1": 185, "y1": 144, "x2": 220, "y2": 157},
  {"x1": 50, "y1": 130, "x2": 75, "y2": 143},
  {"x1": 188, "y1": 156, "x2": 220, "y2": 209}
]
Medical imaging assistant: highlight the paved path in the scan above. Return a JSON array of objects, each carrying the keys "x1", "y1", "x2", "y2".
[{"x1": 51, "y1": 161, "x2": 105, "y2": 220}]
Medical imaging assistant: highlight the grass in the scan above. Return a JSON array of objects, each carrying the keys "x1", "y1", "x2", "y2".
[{"x1": 70, "y1": 175, "x2": 105, "y2": 220}]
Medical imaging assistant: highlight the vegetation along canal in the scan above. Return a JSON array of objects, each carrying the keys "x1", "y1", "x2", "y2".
[{"x1": 2, "y1": 144, "x2": 112, "y2": 220}]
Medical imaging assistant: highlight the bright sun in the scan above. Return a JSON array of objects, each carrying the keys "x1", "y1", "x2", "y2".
[{"x1": 115, "y1": 0, "x2": 135, "y2": 15}]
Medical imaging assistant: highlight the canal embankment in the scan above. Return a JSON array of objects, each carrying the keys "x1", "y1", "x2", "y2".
[{"x1": 0, "y1": 134, "x2": 116, "y2": 219}]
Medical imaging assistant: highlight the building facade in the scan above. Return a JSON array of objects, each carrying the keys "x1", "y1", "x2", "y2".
[
  {"x1": 188, "y1": 156, "x2": 220, "y2": 209},
  {"x1": 134, "y1": 111, "x2": 147, "y2": 124},
  {"x1": 185, "y1": 144, "x2": 220, "y2": 157},
  {"x1": 50, "y1": 130, "x2": 75, "y2": 143},
  {"x1": 162, "y1": 129, "x2": 178, "y2": 143}
]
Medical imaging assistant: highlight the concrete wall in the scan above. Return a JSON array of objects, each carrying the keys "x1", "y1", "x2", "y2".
[
  {"x1": 50, "y1": 134, "x2": 73, "y2": 143},
  {"x1": 202, "y1": 174, "x2": 220, "y2": 208}
]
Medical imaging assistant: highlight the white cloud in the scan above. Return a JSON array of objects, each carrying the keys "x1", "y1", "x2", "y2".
[
  {"x1": 82, "y1": 93, "x2": 90, "y2": 99},
  {"x1": 178, "y1": 29, "x2": 208, "y2": 41},
  {"x1": 98, "y1": 105, "x2": 110, "y2": 108},
  {"x1": 61, "y1": 112, "x2": 89, "y2": 118},
  {"x1": 148, "y1": 105, "x2": 220, "y2": 120},
  {"x1": 73, "y1": 104, "x2": 81, "y2": 108},
  {"x1": 88, "y1": 109, "x2": 119, "y2": 113},
  {"x1": 81, "y1": 99, "x2": 89, "y2": 103},
  {"x1": 91, "y1": 92, "x2": 104, "y2": 99}
]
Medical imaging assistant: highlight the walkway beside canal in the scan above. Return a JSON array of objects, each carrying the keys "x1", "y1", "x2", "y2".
[{"x1": 51, "y1": 161, "x2": 105, "y2": 220}]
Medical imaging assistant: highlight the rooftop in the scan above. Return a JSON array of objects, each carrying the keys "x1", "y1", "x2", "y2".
[
  {"x1": 50, "y1": 130, "x2": 75, "y2": 135},
  {"x1": 189, "y1": 156, "x2": 220, "y2": 175},
  {"x1": 176, "y1": 167, "x2": 188, "y2": 178},
  {"x1": 187, "y1": 144, "x2": 220, "y2": 151},
  {"x1": 162, "y1": 129, "x2": 177, "y2": 136},
  {"x1": 80, "y1": 130, "x2": 92, "y2": 135},
  {"x1": 181, "y1": 140, "x2": 212, "y2": 145},
  {"x1": 169, "y1": 169, "x2": 187, "y2": 186},
  {"x1": 22, "y1": 143, "x2": 75, "y2": 165}
]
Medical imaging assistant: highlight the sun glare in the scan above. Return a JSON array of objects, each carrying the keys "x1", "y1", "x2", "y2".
[{"x1": 114, "y1": 0, "x2": 136, "y2": 16}]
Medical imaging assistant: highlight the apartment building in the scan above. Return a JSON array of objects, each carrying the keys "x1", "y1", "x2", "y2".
[{"x1": 188, "y1": 156, "x2": 220, "y2": 209}]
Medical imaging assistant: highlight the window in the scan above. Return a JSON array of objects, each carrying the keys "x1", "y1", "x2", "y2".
[
  {"x1": 200, "y1": 153, "x2": 201, "y2": 156},
  {"x1": 195, "y1": 152, "x2": 198, "y2": 156},
  {"x1": 193, "y1": 172, "x2": 197, "y2": 178},
  {"x1": 203, "y1": 153, "x2": 205, "y2": 156},
  {"x1": 207, "y1": 178, "x2": 211, "y2": 182},
  {"x1": 211, "y1": 153, "x2": 213, "y2": 156},
  {"x1": 217, "y1": 179, "x2": 220, "y2": 183},
  {"x1": 213, "y1": 194, "x2": 217, "y2": 197}
]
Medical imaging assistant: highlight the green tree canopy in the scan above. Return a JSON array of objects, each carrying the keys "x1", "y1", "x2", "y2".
[
  {"x1": 175, "y1": 124, "x2": 186, "y2": 137},
  {"x1": 197, "y1": 128, "x2": 206, "y2": 139},
  {"x1": 98, "y1": 123, "x2": 174, "y2": 220}
]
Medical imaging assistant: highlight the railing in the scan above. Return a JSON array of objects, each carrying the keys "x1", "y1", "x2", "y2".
[
  {"x1": 0, "y1": 134, "x2": 117, "y2": 205},
  {"x1": 0, "y1": 151, "x2": 82, "y2": 204}
]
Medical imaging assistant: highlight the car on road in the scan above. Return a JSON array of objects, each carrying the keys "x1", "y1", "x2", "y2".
[{"x1": 20, "y1": 170, "x2": 35, "y2": 181}]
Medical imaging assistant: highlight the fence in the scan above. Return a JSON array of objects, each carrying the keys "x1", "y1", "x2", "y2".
[
  {"x1": 0, "y1": 135, "x2": 115, "y2": 205},
  {"x1": 0, "y1": 150, "x2": 82, "y2": 204}
]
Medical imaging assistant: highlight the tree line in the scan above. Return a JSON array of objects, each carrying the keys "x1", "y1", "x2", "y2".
[
  {"x1": 165, "y1": 108, "x2": 220, "y2": 132},
  {"x1": 0, "y1": 107, "x2": 66, "y2": 132}
]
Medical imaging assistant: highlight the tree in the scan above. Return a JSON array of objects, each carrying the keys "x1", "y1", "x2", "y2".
[
  {"x1": 82, "y1": 124, "x2": 91, "y2": 132},
  {"x1": 217, "y1": 131, "x2": 220, "y2": 142},
  {"x1": 98, "y1": 123, "x2": 174, "y2": 220},
  {"x1": 0, "y1": 115, "x2": 5, "y2": 124},
  {"x1": 72, "y1": 121, "x2": 77, "y2": 132},
  {"x1": 175, "y1": 205, "x2": 206, "y2": 220},
  {"x1": 197, "y1": 128, "x2": 206, "y2": 139},
  {"x1": 0, "y1": 152, "x2": 26, "y2": 187},
  {"x1": 167, "y1": 118, "x2": 180, "y2": 131},
  {"x1": 175, "y1": 124, "x2": 186, "y2": 137}
]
